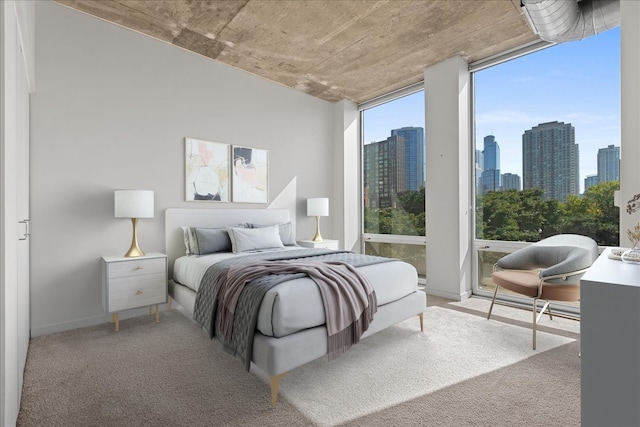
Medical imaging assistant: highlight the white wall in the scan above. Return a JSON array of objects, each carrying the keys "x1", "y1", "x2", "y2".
[
  {"x1": 424, "y1": 56, "x2": 472, "y2": 301},
  {"x1": 620, "y1": 0, "x2": 640, "y2": 241},
  {"x1": 31, "y1": 1, "x2": 338, "y2": 335},
  {"x1": 332, "y1": 100, "x2": 360, "y2": 251}
]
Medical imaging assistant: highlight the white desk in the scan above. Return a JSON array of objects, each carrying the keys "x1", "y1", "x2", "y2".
[{"x1": 580, "y1": 247, "x2": 640, "y2": 427}]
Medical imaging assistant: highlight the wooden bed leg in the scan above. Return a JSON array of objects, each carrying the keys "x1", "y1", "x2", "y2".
[
  {"x1": 270, "y1": 372, "x2": 287, "y2": 408},
  {"x1": 419, "y1": 312, "x2": 424, "y2": 332},
  {"x1": 168, "y1": 296, "x2": 173, "y2": 311},
  {"x1": 111, "y1": 312, "x2": 118, "y2": 331}
]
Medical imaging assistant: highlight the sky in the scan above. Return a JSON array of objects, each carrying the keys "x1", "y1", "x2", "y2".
[{"x1": 363, "y1": 27, "x2": 620, "y2": 194}]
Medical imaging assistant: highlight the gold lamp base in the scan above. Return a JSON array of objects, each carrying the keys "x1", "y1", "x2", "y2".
[
  {"x1": 124, "y1": 218, "x2": 145, "y2": 257},
  {"x1": 312, "y1": 216, "x2": 323, "y2": 242}
]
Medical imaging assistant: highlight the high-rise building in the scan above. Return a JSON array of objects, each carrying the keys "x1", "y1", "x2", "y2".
[
  {"x1": 481, "y1": 135, "x2": 500, "y2": 193},
  {"x1": 501, "y1": 173, "x2": 521, "y2": 191},
  {"x1": 391, "y1": 127, "x2": 425, "y2": 191},
  {"x1": 523, "y1": 121, "x2": 579, "y2": 202},
  {"x1": 475, "y1": 149, "x2": 484, "y2": 195},
  {"x1": 597, "y1": 144, "x2": 620, "y2": 183},
  {"x1": 363, "y1": 136, "x2": 406, "y2": 209},
  {"x1": 585, "y1": 174, "x2": 599, "y2": 191}
]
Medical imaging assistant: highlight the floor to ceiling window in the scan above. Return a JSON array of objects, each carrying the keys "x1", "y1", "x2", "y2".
[
  {"x1": 360, "y1": 88, "x2": 426, "y2": 282},
  {"x1": 472, "y1": 28, "x2": 621, "y2": 310}
]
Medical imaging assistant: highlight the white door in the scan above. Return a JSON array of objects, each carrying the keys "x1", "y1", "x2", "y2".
[
  {"x1": 1, "y1": 1, "x2": 32, "y2": 424},
  {"x1": 16, "y1": 38, "x2": 30, "y2": 387}
]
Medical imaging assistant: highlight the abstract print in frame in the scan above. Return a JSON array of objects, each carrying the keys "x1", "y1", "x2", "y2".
[
  {"x1": 185, "y1": 137, "x2": 230, "y2": 202},
  {"x1": 232, "y1": 145, "x2": 269, "y2": 203}
]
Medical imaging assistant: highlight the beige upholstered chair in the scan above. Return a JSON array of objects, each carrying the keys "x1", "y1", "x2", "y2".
[{"x1": 487, "y1": 234, "x2": 598, "y2": 349}]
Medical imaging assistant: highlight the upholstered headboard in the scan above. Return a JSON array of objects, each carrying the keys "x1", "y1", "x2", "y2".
[{"x1": 164, "y1": 208, "x2": 291, "y2": 277}]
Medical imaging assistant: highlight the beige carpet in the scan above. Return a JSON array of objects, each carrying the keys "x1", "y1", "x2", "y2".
[{"x1": 17, "y1": 301, "x2": 580, "y2": 426}]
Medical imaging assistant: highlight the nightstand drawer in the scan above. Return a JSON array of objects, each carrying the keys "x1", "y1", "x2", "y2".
[
  {"x1": 107, "y1": 257, "x2": 166, "y2": 279},
  {"x1": 297, "y1": 239, "x2": 339, "y2": 250},
  {"x1": 311, "y1": 242, "x2": 337, "y2": 249},
  {"x1": 108, "y1": 273, "x2": 167, "y2": 311}
]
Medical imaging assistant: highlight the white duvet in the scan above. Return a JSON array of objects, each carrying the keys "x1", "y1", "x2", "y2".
[{"x1": 173, "y1": 249, "x2": 419, "y2": 338}]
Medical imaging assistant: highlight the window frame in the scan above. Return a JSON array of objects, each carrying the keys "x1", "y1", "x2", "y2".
[
  {"x1": 358, "y1": 83, "x2": 426, "y2": 284},
  {"x1": 468, "y1": 36, "x2": 618, "y2": 315}
]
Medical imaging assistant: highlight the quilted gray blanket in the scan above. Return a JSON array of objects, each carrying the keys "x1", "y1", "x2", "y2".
[{"x1": 192, "y1": 248, "x2": 394, "y2": 371}]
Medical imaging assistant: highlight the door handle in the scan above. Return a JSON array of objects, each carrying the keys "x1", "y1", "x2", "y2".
[{"x1": 18, "y1": 219, "x2": 30, "y2": 241}]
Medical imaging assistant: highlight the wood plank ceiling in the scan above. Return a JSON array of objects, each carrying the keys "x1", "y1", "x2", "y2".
[{"x1": 52, "y1": 0, "x2": 539, "y2": 103}]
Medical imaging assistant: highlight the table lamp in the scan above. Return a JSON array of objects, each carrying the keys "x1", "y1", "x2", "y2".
[
  {"x1": 307, "y1": 197, "x2": 329, "y2": 242},
  {"x1": 114, "y1": 190, "x2": 154, "y2": 257}
]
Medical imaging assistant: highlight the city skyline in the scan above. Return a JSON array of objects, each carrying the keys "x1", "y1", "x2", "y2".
[
  {"x1": 363, "y1": 27, "x2": 620, "y2": 194},
  {"x1": 474, "y1": 126, "x2": 619, "y2": 200},
  {"x1": 475, "y1": 27, "x2": 619, "y2": 193}
]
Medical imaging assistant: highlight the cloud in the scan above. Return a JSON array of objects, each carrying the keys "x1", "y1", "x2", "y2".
[
  {"x1": 476, "y1": 110, "x2": 542, "y2": 125},
  {"x1": 564, "y1": 112, "x2": 620, "y2": 123}
]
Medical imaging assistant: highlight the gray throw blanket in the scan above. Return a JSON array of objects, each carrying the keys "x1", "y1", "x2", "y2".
[
  {"x1": 217, "y1": 260, "x2": 377, "y2": 360},
  {"x1": 192, "y1": 248, "x2": 394, "y2": 370}
]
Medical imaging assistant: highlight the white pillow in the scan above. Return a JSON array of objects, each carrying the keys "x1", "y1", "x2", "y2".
[
  {"x1": 248, "y1": 222, "x2": 296, "y2": 246},
  {"x1": 181, "y1": 226, "x2": 194, "y2": 256},
  {"x1": 227, "y1": 224, "x2": 284, "y2": 253}
]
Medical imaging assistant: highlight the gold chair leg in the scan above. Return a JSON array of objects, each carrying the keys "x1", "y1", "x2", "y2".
[
  {"x1": 532, "y1": 298, "x2": 537, "y2": 350},
  {"x1": 487, "y1": 285, "x2": 499, "y2": 320},
  {"x1": 532, "y1": 300, "x2": 550, "y2": 350},
  {"x1": 270, "y1": 372, "x2": 288, "y2": 408},
  {"x1": 418, "y1": 312, "x2": 424, "y2": 332}
]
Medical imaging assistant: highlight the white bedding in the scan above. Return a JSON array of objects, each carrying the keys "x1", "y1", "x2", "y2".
[{"x1": 173, "y1": 250, "x2": 419, "y2": 338}]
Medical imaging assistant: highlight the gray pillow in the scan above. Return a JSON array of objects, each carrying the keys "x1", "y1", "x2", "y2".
[
  {"x1": 249, "y1": 222, "x2": 296, "y2": 246},
  {"x1": 191, "y1": 227, "x2": 232, "y2": 255},
  {"x1": 227, "y1": 224, "x2": 284, "y2": 253}
]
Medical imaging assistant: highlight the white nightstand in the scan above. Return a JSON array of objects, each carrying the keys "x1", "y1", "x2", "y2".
[
  {"x1": 102, "y1": 252, "x2": 168, "y2": 332},
  {"x1": 297, "y1": 239, "x2": 339, "y2": 250}
]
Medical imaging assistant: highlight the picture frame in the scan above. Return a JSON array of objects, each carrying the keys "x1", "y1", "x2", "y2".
[
  {"x1": 232, "y1": 145, "x2": 269, "y2": 203},
  {"x1": 185, "y1": 137, "x2": 230, "y2": 202}
]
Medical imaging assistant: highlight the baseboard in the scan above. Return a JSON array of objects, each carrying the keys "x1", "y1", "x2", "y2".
[
  {"x1": 425, "y1": 288, "x2": 472, "y2": 302},
  {"x1": 31, "y1": 304, "x2": 170, "y2": 337}
]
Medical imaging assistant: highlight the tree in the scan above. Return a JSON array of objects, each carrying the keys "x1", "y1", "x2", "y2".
[
  {"x1": 478, "y1": 189, "x2": 547, "y2": 242},
  {"x1": 365, "y1": 187, "x2": 426, "y2": 236},
  {"x1": 559, "y1": 180, "x2": 619, "y2": 246},
  {"x1": 397, "y1": 187, "x2": 425, "y2": 215},
  {"x1": 541, "y1": 199, "x2": 562, "y2": 238},
  {"x1": 368, "y1": 180, "x2": 620, "y2": 246}
]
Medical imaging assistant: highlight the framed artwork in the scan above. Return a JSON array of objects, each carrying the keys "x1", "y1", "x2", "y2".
[
  {"x1": 232, "y1": 145, "x2": 269, "y2": 203},
  {"x1": 185, "y1": 137, "x2": 230, "y2": 202}
]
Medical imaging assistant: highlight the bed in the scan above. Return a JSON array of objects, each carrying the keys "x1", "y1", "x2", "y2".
[{"x1": 165, "y1": 208, "x2": 427, "y2": 406}]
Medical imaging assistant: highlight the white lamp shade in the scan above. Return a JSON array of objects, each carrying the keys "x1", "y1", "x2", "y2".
[
  {"x1": 114, "y1": 190, "x2": 154, "y2": 218},
  {"x1": 307, "y1": 198, "x2": 329, "y2": 217}
]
